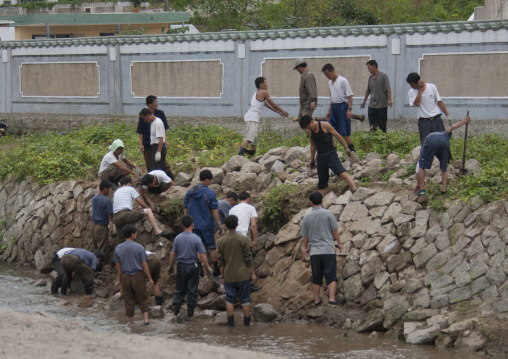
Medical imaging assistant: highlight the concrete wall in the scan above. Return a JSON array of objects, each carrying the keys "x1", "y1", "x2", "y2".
[
  {"x1": 474, "y1": 0, "x2": 508, "y2": 20},
  {"x1": 0, "y1": 21, "x2": 507, "y2": 120},
  {"x1": 0, "y1": 26, "x2": 15, "y2": 41}
]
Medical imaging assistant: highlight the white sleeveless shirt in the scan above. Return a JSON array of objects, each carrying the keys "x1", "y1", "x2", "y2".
[{"x1": 244, "y1": 92, "x2": 265, "y2": 123}]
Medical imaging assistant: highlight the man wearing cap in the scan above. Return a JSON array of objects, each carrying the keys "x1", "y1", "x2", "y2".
[
  {"x1": 98, "y1": 139, "x2": 141, "y2": 185},
  {"x1": 294, "y1": 58, "x2": 318, "y2": 118}
]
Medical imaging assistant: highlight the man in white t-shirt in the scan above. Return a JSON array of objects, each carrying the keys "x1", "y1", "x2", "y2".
[
  {"x1": 139, "y1": 108, "x2": 169, "y2": 175},
  {"x1": 228, "y1": 192, "x2": 258, "y2": 248},
  {"x1": 227, "y1": 191, "x2": 262, "y2": 292},
  {"x1": 112, "y1": 177, "x2": 169, "y2": 243},
  {"x1": 136, "y1": 170, "x2": 176, "y2": 212},
  {"x1": 98, "y1": 139, "x2": 141, "y2": 185},
  {"x1": 322, "y1": 63, "x2": 356, "y2": 153},
  {"x1": 406, "y1": 72, "x2": 451, "y2": 144}
]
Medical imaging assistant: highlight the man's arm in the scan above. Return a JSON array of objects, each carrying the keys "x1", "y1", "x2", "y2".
[
  {"x1": 346, "y1": 95, "x2": 353, "y2": 119},
  {"x1": 134, "y1": 196, "x2": 150, "y2": 209},
  {"x1": 308, "y1": 130, "x2": 317, "y2": 169},
  {"x1": 198, "y1": 253, "x2": 211, "y2": 276},
  {"x1": 438, "y1": 101, "x2": 450, "y2": 117},
  {"x1": 447, "y1": 116, "x2": 471, "y2": 134},
  {"x1": 332, "y1": 229, "x2": 343, "y2": 252},
  {"x1": 138, "y1": 134, "x2": 145, "y2": 153},
  {"x1": 211, "y1": 208, "x2": 222, "y2": 235},
  {"x1": 360, "y1": 91, "x2": 369, "y2": 109},
  {"x1": 141, "y1": 261, "x2": 154, "y2": 288},
  {"x1": 142, "y1": 187, "x2": 155, "y2": 211},
  {"x1": 306, "y1": 75, "x2": 318, "y2": 110},
  {"x1": 168, "y1": 251, "x2": 176, "y2": 274},
  {"x1": 250, "y1": 217, "x2": 257, "y2": 248},
  {"x1": 413, "y1": 80, "x2": 425, "y2": 106},
  {"x1": 303, "y1": 235, "x2": 309, "y2": 257},
  {"x1": 325, "y1": 103, "x2": 332, "y2": 120},
  {"x1": 322, "y1": 122, "x2": 351, "y2": 155},
  {"x1": 387, "y1": 88, "x2": 392, "y2": 108},
  {"x1": 262, "y1": 91, "x2": 289, "y2": 117},
  {"x1": 114, "y1": 262, "x2": 122, "y2": 289},
  {"x1": 113, "y1": 160, "x2": 137, "y2": 177},
  {"x1": 242, "y1": 238, "x2": 256, "y2": 283}
]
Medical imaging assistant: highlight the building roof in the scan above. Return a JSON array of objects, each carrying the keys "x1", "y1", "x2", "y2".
[
  {"x1": 0, "y1": 19, "x2": 506, "y2": 48},
  {"x1": 0, "y1": 12, "x2": 189, "y2": 26}
]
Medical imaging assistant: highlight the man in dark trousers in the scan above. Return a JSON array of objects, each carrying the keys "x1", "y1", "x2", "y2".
[
  {"x1": 169, "y1": 216, "x2": 211, "y2": 317},
  {"x1": 414, "y1": 115, "x2": 471, "y2": 196},
  {"x1": 217, "y1": 215, "x2": 257, "y2": 327},
  {"x1": 184, "y1": 169, "x2": 222, "y2": 275},
  {"x1": 301, "y1": 192, "x2": 343, "y2": 306},
  {"x1": 60, "y1": 248, "x2": 104, "y2": 295},
  {"x1": 360, "y1": 60, "x2": 392, "y2": 133},
  {"x1": 114, "y1": 224, "x2": 154, "y2": 325},
  {"x1": 299, "y1": 115, "x2": 357, "y2": 196},
  {"x1": 136, "y1": 95, "x2": 170, "y2": 172},
  {"x1": 91, "y1": 180, "x2": 114, "y2": 262}
]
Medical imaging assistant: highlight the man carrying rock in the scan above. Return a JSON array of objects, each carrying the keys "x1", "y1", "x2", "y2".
[
  {"x1": 60, "y1": 248, "x2": 104, "y2": 295},
  {"x1": 98, "y1": 139, "x2": 141, "y2": 186},
  {"x1": 114, "y1": 225, "x2": 154, "y2": 325},
  {"x1": 137, "y1": 95, "x2": 170, "y2": 172},
  {"x1": 360, "y1": 60, "x2": 392, "y2": 133},
  {"x1": 322, "y1": 63, "x2": 357, "y2": 153},
  {"x1": 238, "y1": 77, "x2": 288, "y2": 157},
  {"x1": 299, "y1": 115, "x2": 357, "y2": 196},
  {"x1": 301, "y1": 192, "x2": 342, "y2": 306},
  {"x1": 91, "y1": 180, "x2": 114, "y2": 262},
  {"x1": 414, "y1": 115, "x2": 471, "y2": 196},
  {"x1": 294, "y1": 58, "x2": 318, "y2": 118},
  {"x1": 217, "y1": 215, "x2": 257, "y2": 327},
  {"x1": 406, "y1": 72, "x2": 452, "y2": 144},
  {"x1": 136, "y1": 170, "x2": 176, "y2": 212},
  {"x1": 169, "y1": 215, "x2": 211, "y2": 317},
  {"x1": 184, "y1": 169, "x2": 222, "y2": 276},
  {"x1": 112, "y1": 177, "x2": 169, "y2": 243}
]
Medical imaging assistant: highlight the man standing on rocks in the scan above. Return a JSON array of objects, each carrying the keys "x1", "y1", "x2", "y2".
[
  {"x1": 114, "y1": 224, "x2": 153, "y2": 325},
  {"x1": 294, "y1": 58, "x2": 318, "y2": 118},
  {"x1": 169, "y1": 215, "x2": 211, "y2": 317},
  {"x1": 98, "y1": 139, "x2": 141, "y2": 186},
  {"x1": 137, "y1": 95, "x2": 170, "y2": 172},
  {"x1": 360, "y1": 60, "x2": 392, "y2": 133},
  {"x1": 301, "y1": 192, "x2": 342, "y2": 306},
  {"x1": 228, "y1": 191, "x2": 262, "y2": 292},
  {"x1": 91, "y1": 180, "x2": 114, "y2": 262},
  {"x1": 112, "y1": 177, "x2": 169, "y2": 243},
  {"x1": 184, "y1": 169, "x2": 222, "y2": 276},
  {"x1": 60, "y1": 248, "x2": 104, "y2": 295},
  {"x1": 136, "y1": 170, "x2": 176, "y2": 212},
  {"x1": 299, "y1": 115, "x2": 357, "y2": 196},
  {"x1": 238, "y1": 77, "x2": 288, "y2": 157},
  {"x1": 218, "y1": 192, "x2": 238, "y2": 226},
  {"x1": 414, "y1": 115, "x2": 471, "y2": 196},
  {"x1": 139, "y1": 108, "x2": 169, "y2": 175},
  {"x1": 322, "y1": 63, "x2": 357, "y2": 153},
  {"x1": 217, "y1": 215, "x2": 257, "y2": 327},
  {"x1": 406, "y1": 72, "x2": 452, "y2": 144}
]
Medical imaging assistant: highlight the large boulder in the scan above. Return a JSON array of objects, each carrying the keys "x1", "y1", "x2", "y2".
[
  {"x1": 252, "y1": 303, "x2": 278, "y2": 322},
  {"x1": 222, "y1": 155, "x2": 250, "y2": 172}
]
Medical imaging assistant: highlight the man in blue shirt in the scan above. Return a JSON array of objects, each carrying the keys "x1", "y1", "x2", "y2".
[
  {"x1": 184, "y1": 170, "x2": 222, "y2": 276},
  {"x1": 60, "y1": 248, "x2": 104, "y2": 296},
  {"x1": 92, "y1": 180, "x2": 114, "y2": 262},
  {"x1": 414, "y1": 115, "x2": 471, "y2": 196},
  {"x1": 136, "y1": 95, "x2": 172, "y2": 176},
  {"x1": 169, "y1": 216, "x2": 211, "y2": 317},
  {"x1": 114, "y1": 224, "x2": 154, "y2": 325}
]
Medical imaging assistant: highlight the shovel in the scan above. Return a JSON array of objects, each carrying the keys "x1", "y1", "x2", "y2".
[{"x1": 460, "y1": 110, "x2": 469, "y2": 176}]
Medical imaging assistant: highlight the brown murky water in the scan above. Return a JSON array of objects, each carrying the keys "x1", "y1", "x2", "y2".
[{"x1": 0, "y1": 262, "x2": 485, "y2": 359}]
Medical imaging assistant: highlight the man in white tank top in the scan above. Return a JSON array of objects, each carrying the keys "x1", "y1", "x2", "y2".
[{"x1": 239, "y1": 77, "x2": 289, "y2": 157}]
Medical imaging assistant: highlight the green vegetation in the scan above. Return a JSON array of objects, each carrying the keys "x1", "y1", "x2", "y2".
[
  {"x1": 260, "y1": 184, "x2": 310, "y2": 231},
  {"x1": 0, "y1": 122, "x2": 506, "y2": 207}
]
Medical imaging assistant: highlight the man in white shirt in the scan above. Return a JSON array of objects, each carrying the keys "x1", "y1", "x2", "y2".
[
  {"x1": 228, "y1": 191, "x2": 262, "y2": 292},
  {"x1": 406, "y1": 72, "x2": 451, "y2": 144},
  {"x1": 113, "y1": 177, "x2": 169, "y2": 243},
  {"x1": 98, "y1": 139, "x2": 140, "y2": 185},
  {"x1": 136, "y1": 170, "x2": 176, "y2": 212},
  {"x1": 322, "y1": 63, "x2": 356, "y2": 153},
  {"x1": 139, "y1": 108, "x2": 169, "y2": 175}
]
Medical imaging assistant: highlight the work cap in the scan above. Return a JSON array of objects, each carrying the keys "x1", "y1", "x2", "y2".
[{"x1": 294, "y1": 58, "x2": 306, "y2": 70}]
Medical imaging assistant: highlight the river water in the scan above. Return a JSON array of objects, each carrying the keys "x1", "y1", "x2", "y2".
[{"x1": 0, "y1": 262, "x2": 485, "y2": 359}]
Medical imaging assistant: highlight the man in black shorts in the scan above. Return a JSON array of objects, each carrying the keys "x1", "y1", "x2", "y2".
[
  {"x1": 299, "y1": 115, "x2": 357, "y2": 196},
  {"x1": 300, "y1": 192, "x2": 343, "y2": 306}
]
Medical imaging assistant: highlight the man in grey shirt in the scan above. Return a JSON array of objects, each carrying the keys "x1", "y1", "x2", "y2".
[
  {"x1": 300, "y1": 192, "x2": 343, "y2": 306},
  {"x1": 360, "y1": 60, "x2": 392, "y2": 133},
  {"x1": 218, "y1": 192, "x2": 238, "y2": 225},
  {"x1": 294, "y1": 58, "x2": 318, "y2": 118}
]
